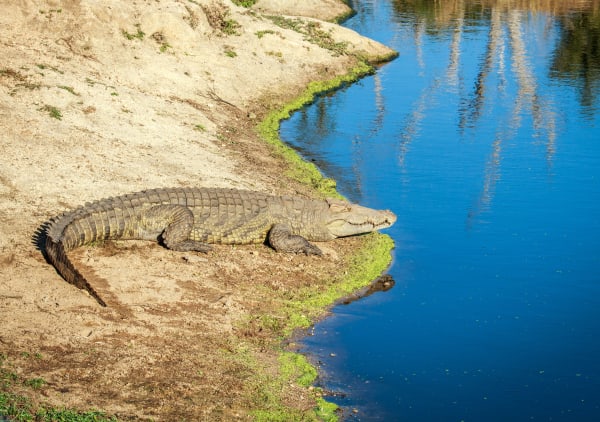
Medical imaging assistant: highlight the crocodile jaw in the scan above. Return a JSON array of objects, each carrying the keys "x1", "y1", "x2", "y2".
[{"x1": 325, "y1": 199, "x2": 396, "y2": 238}]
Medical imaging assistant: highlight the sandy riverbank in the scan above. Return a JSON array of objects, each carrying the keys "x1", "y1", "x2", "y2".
[{"x1": 0, "y1": 0, "x2": 395, "y2": 419}]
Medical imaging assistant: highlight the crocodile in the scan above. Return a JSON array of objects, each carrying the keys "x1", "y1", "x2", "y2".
[{"x1": 44, "y1": 187, "x2": 396, "y2": 306}]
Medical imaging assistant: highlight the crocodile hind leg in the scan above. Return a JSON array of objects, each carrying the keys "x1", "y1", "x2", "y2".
[
  {"x1": 268, "y1": 223, "x2": 322, "y2": 255},
  {"x1": 144, "y1": 205, "x2": 212, "y2": 252}
]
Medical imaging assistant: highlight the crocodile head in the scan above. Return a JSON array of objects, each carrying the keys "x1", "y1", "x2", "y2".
[{"x1": 324, "y1": 198, "x2": 396, "y2": 238}]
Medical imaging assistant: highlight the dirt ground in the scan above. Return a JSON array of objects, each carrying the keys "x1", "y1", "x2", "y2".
[{"x1": 0, "y1": 0, "x2": 395, "y2": 420}]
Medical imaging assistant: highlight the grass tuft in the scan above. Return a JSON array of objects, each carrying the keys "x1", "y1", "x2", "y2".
[
  {"x1": 41, "y1": 105, "x2": 63, "y2": 120},
  {"x1": 122, "y1": 24, "x2": 145, "y2": 40}
]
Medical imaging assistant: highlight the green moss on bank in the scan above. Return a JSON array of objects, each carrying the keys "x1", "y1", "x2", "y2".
[
  {"x1": 279, "y1": 352, "x2": 318, "y2": 388},
  {"x1": 249, "y1": 352, "x2": 338, "y2": 422},
  {"x1": 258, "y1": 233, "x2": 394, "y2": 337},
  {"x1": 257, "y1": 61, "x2": 375, "y2": 199}
]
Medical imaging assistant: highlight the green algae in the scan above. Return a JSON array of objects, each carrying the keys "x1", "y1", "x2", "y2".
[
  {"x1": 250, "y1": 353, "x2": 338, "y2": 422},
  {"x1": 279, "y1": 352, "x2": 318, "y2": 387},
  {"x1": 260, "y1": 233, "x2": 395, "y2": 338}
]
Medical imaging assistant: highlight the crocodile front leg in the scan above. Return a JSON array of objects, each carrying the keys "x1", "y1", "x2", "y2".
[{"x1": 268, "y1": 224, "x2": 322, "y2": 255}]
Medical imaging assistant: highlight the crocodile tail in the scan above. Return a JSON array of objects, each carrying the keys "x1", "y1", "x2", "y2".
[{"x1": 45, "y1": 237, "x2": 107, "y2": 307}]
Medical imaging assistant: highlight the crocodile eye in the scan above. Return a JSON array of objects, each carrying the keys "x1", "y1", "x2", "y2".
[{"x1": 326, "y1": 198, "x2": 351, "y2": 212}]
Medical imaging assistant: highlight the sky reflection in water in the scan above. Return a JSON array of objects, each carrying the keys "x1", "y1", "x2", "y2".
[{"x1": 281, "y1": 1, "x2": 600, "y2": 420}]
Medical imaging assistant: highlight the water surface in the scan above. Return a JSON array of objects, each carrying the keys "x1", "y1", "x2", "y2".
[{"x1": 281, "y1": 1, "x2": 600, "y2": 420}]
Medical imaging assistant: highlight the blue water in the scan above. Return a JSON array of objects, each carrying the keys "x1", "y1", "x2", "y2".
[{"x1": 281, "y1": 1, "x2": 600, "y2": 421}]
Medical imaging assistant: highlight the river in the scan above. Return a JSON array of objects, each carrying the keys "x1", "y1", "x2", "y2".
[{"x1": 280, "y1": 1, "x2": 600, "y2": 420}]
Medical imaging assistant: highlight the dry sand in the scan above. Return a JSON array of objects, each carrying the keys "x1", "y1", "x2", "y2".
[{"x1": 0, "y1": 0, "x2": 395, "y2": 419}]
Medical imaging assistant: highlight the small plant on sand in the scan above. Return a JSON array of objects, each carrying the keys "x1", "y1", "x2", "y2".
[
  {"x1": 122, "y1": 24, "x2": 145, "y2": 40},
  {"x1": 224, "y1": 47, "x2": 237, "y2": 58},
  {"x1": 151, "y1": 31, "x2": 171, "y2": 52},
  {"x1": 266, "y1": 16, "x2": 349, "y2": 56},
  {"x1": 41, "y1": 105, "x2": 62, "y2": 120},
  {"x1": 231, "y1": 0, "x2": 257, "y2": 7},
  {"x1": 58, "y1": 85, "x2": 79, "y2": 96},
  {"x1": 266, "y1": 50, "x2": 284, "y2": 62},
  {"x1": 24, "y1": 377, "x2": 46, "y2": 389},
  {"x1": 304, "y1": 21, "x2": 349, "y2": 56},
  {"x1": 222, "y1": 18, "x2": 241, "y2": 35},
  {"x1": 255, "y1": 29, "x2": 276, "y2": 39},
  {"x1": 266, "y1": 15, "x2": 304, "y2": 32},
  {"x1": 36, "y1": 63, "x2": 63, "y2": 74},
  {"x1": 202, "y1": 2, "x2": 241, "y2": 36}
]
